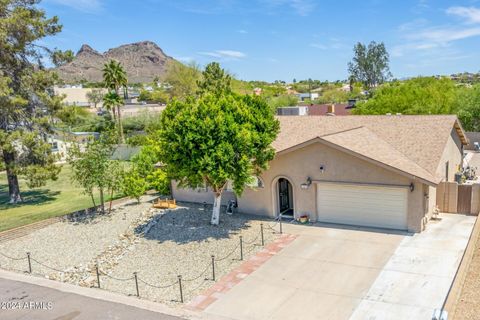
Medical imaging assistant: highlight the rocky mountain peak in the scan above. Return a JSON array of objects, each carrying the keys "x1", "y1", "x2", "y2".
[{"x1": 56, "y1": 41, "x2": 175, "y2": 83}]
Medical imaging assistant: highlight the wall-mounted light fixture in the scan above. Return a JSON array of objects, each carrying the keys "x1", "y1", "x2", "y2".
[
  {"x1": 409, "y1": 183, "x2": 415, "y2": 192},
  {"x1": 301, "y1": 177, "x2": 312, "y2": 190},
  {"x1": 319, "y1": 165, "x2": 325, "y2": 173}
]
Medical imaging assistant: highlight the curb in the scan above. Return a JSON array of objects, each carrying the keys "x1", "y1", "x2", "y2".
[{"x1": 0, "y1": 268, "x2": 198, "y2": 319}]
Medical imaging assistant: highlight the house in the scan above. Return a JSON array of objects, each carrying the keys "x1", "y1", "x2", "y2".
[
  {"x1": 277, "y1": 106, "x2": 308, "y2": 116},
  {"x1": 54, "y1": 86, "x2": 107, "y2": 109},
  {"x1": 307, "y1": 103, "x2": 354, "y2": 116},
  {"x1": 48, "y1": 131, "x2": 100, "y2": 161},
  {"x1": 296, "y1": 92, "x2": 319, "y2": 101},
  {"x1": 171, "y1": 115, "x2": 468, "y2": 233}
]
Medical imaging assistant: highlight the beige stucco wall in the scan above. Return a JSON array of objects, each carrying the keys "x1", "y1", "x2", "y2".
[
  {"x1": 171, "y1": 181, "x2": 236, "y2": 206},
  {"x1": 54, "y1": 87, "x2": 106, "y2": 108},
  {"x1": 436, "y1": 129, "x2": 463, "y2": 182},
  {"x1": 237, "y1": 142, "x2": 429, "y2": 233}
]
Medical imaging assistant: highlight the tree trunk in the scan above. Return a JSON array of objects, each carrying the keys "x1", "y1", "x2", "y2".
[
  {"x1": 210, "y1": 192, "x2": 222, "y2": 225},
  {"x1": 99, "y1": 188, "x2": 105, "y2": 214},
  {"x1": 111, "y1": 107, "x2": 117, "y2": 122},
  {"x1": 3, "y1": 150, "x2": 22, "y2": 204},
  {"x1": 90, "y1": 192, "x2": 96, "y2": 208},
  {"x1": 117, "y1": 105, "x2": 125, "y2": 143},
  {"x1": 108, "y1": 188, "x2": 114, "y2": 214}
]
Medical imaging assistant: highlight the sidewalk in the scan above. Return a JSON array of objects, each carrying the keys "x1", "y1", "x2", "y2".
[{"x1": 0, "y1": 270, "x2": 187, "y2": 320}]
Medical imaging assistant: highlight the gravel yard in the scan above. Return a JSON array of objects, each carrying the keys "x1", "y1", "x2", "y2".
[{"x1": 0, "y1": 197, "x2": 279, "y2": 305}]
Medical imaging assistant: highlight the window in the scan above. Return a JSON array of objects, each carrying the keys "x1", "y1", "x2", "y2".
[
  {"x1": 445, "y1": 161, "x2": 449, "y2": 182},
  {"x1": 248, "y1": 176, "x2": 264, "y2": 189}
]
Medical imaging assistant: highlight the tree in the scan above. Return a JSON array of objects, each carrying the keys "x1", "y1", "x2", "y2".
[
  {"x1": 131, "y1": 145, "x2": 170, "y2": 195},
  {"x1": 164, "y1": 60, "x2": 201, "y2": 100},
  {"x1": 353, "y1": 77, "x2": 458, "y2": 115},
  {"x1": 0, "y1": 0, "x2": 64, "y2": 203},
  {"x1": 197, "y1": 62, "x2": 232, "y2": 96},
  {"x1": 455, "y1": 85, "x2": 480, "y2": 131},
  {"x1": 158, "y1": 64, "x2": 279, "y2": 225},
  {"x1": 121, "y1": 169, "x2": 148, "y2": 203},
  {"x1": 86, "y1": 89, "x2": 104, "y2": 109},
  {"x1": 102, "y1": 91, "x2": 121, "y2": 121},
  {"x1": 103, "y1": 60, "x2": 127, "y2": 143},
  {"x1": 52, "y1": 49, "x2": 74, "y2": 67},
  {"x1": 105, "y1": 160, "x2": 124, "y2": 213},
  {"x1": 348, "y1": 41, "x2": 392, "y2": 90},
  {"x1": 68, "y1": 132, "x2": 116, "y2": 213},
  {"x1": 267, "y1": 95, "x2": 298, "y2": 110}
]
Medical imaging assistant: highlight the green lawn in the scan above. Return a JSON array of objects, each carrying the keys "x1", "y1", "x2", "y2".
[{"x1": 0, "y1": 165, "x2": 118, "y2": 232}]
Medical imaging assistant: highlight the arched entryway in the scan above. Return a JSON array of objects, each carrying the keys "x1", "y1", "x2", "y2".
[{"x1": 274, "y1": 177, "x2": 294, "y2": 218}]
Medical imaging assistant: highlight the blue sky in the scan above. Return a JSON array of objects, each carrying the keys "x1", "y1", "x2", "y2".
[{"x1": 40, "y1": 0, "x2": 480, "y2": 82}]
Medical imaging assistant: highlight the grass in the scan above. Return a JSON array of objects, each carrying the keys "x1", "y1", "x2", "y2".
[{"x1": 0, "y1": 165, "x2": 119, "y2": 233}]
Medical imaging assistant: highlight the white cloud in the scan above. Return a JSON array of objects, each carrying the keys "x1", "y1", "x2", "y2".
[
  {"x1": 394, "y1": 7, "x2": 480, "y2": 57},
  {"x1": 237, "y1": 29, "x2": 248, "y2": 34},
  {"x1": 309, "y1": 43, "x2": 328, "y2": 50},
  {"x1": 48, "y1": 0, "x2": 102, "y2": 12},
  {"x1": 260, "y1": 0, "x2": 316, "y2": 16},
  {"x1": 175, "y1": 56, "x2": 194, "y2": 63},
  {"x1": 447, "y1": 6, "x2": 480, "y2": 24},
  {"x1": 407, "y1": 26, "x2": 480, "y2": 43},
  {"x1": 198, "y1": 50, "x2": 246, "y2": 60}
]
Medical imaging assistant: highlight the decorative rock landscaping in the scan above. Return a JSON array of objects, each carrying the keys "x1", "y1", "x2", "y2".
[{"x1": 0, "y1": 196, "x2": 280, "y2": 306}]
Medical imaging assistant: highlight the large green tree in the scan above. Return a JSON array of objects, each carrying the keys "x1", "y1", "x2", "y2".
[
  {"x1": 103, "y1": 60, "x2": 127, "y2": 143},
  {"x1": 353, "y1": 77, "x2": 458, "y2": 115},
  {"x1": 0, "y1": 0, "x2": 64, "y2": 203},
  {"x1": 348, "y1": 41, "x2": 392, "y2": 90},
  {"x1": 164, "y1": 60, "x2": 201, "y2": 100},
  {"x1": 158, "y1": 64, "x2": 279, "y2": 225},
  {"x1": 197, "y1": 62, "x2": 232, "y2": 96}
]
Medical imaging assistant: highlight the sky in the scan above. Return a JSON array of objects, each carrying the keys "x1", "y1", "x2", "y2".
[{"x1": 40, "y1": 0, "x2": 480, "y2": 82}]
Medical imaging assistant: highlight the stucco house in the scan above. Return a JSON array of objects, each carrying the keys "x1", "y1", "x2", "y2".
[{"x1": 172, "y1": 115, "x2": 468, "y2": 233}]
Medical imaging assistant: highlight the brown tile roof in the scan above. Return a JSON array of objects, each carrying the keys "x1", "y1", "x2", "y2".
[{"x1": 273, "y1": 115, "x2": 467, "y2": 185}]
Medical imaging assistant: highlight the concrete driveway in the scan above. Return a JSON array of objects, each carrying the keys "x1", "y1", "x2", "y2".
[{"x1": 203, "y1": 213, "x2": 475, "y2": 320}]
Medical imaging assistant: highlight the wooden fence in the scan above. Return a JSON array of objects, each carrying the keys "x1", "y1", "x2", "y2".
[{"x1": 437, "y1": 182, "x2": 480, "y2": 215}]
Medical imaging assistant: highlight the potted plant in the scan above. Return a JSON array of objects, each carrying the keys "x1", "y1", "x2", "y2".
[{"x1": 299, "y1": 214, "x2": 309, "y2": 224}]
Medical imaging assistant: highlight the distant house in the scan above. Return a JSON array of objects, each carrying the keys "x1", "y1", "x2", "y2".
[
  {"x1": 307, "y1": 103, "x2": 354, "y2": 116},
  {"x1": 277, "y1": 106, "x2": 308, "y2": 116},
  {"x1": 48, "y1": 131, "x2": 100, "y2": 161},
  {"x1": 54, "y1": 86, "x2": 106, "y2": 108},
  {"x1": 296, "y1": 92, "x2": 319, "y2": 101}
]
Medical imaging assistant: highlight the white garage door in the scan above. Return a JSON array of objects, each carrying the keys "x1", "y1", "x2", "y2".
[{"x1": 316, "y1": 183, "x2": 408, "y2": 230}]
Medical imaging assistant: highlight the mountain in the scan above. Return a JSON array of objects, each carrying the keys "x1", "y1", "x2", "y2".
[{"x1": 55, "y1": 41, "x2": 175, "y2": 83}]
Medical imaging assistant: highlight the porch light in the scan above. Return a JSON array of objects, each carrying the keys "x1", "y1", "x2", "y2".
[
  {"x1": 409, "y1": 183, "x2": 415, "y2": 192},
  {"x1": 301, "y1": 177, "x2": 312, "y2": 190}
]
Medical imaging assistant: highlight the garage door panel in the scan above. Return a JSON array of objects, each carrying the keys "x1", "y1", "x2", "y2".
[{"x1": 316, "y1": 183, "x2": 408, "y2": 230}]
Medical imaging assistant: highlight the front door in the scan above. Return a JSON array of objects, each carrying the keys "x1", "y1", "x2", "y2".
[{"x1": 278, "y1": 178, "x2": 290, "y2": 213}]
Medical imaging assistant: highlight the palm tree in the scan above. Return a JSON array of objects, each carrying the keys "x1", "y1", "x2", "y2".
[
  {"x1": 102, "y1": 91, "x2": 122, "y2": 121},
  {"x1": 103, "y1": 60, "x2": 127, "y2": 143}
]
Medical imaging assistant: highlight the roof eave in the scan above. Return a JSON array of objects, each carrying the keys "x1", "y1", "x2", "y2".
[{"x1": 275, "y1": 137, "x2": 438, "y2": 187}]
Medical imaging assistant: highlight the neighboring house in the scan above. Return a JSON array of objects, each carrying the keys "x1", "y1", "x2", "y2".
[
  {"x1": 172, "y1": 115, "x2": 468, "y2": 233},
  {"x1": 277, "y1": 106, "x2": 308, "y2": 116},
  {"x1": 296, "y1": 92, "x2": 319, "y2": 101},
  {"x1": 307, "y1": 103, "x2": 354, "y2": 116},
  {"x1": 48, "y1": 131, "x2": 100, "y2": 161},
  {"x1": 54, "y1": 86, "x2": 106, "y2": 108}
]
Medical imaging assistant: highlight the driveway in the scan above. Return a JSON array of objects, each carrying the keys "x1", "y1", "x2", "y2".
[{"x1": 203, "y1": 213, "x2": 475, "y2": 320}]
